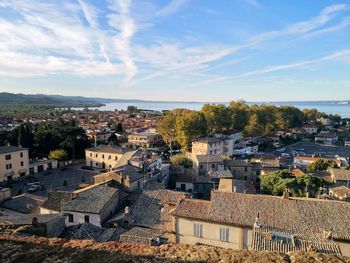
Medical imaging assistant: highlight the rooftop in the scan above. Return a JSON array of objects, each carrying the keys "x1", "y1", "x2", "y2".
[
  {"x1": 195, "y1": 155, "x2": 225, "y2": 163},
  {"x1": 41, "y1": 191, "x2": 74, "y2": 212},
  {"x1": 86, "y1": 145, "x2": 131, "y2": 154},
  {"x1": 1, "y1": 194, "x2": 46, "y2": 214},
  {"x1": 62, "y1": 182, "x2": 120, "y2": 214},
  {"x1": 193, "y1": 136, "x2": 222, "y2": 144},
  {"x1": 329, "y1": 168, "x2": 350, "y2": 181},
  {"x1": 172, "y1": 191, "x2": 350, "y2": 241},
  {"x1": 0, "y1": 145, "x2": 27, "y2": 154}
]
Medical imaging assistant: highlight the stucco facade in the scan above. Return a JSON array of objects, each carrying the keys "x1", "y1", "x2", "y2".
[
  {"x1": 0, "y1": 146, "x2": 29, "y2": 182},
  {"x1": 175, "y1": 217, "x2": 252, "y2": 249}
]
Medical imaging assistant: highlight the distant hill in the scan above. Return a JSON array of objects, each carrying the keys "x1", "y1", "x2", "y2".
[{"x1": 0, "y1": 92, "x2": 104, "y2": 105}]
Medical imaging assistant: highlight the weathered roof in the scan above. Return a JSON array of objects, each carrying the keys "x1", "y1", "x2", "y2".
[
  {"x1": 172, "y1": 191, "x2": 350, "y2": 241},
  {"x1": 130, "y1": 188, "x2": 188, "y2": 231},
  {"x1": 41, "y1": 191, "x2": 74, "y2": 212},
  {"x1": 329, "y1": 168, "x2": 350, "y2": 181},
  {"x1": 62, "y1": 182, "x2": 119, "y2": 214},
  {"x1": 86, "y1": 145, "x2": 131, "y2": 154},
  {"x1": 0, "y1": 146, "x2": 27, "y2": 154},
  {"x1": 208, "y1": 170, "x2": 232, "y2": 178},
  {"x1": 251, "y1": 226, "x2": 342, "y2": 255},
  {"x1": 114, "y1": 149, "x2": 141, "y2": 168},
  {"x1": 1, "y1": 194, "x2": 46, "y2": 214},
  {"x1": 329, "y1": 185, "x2": 350, "y2": 197},
  {"x1": 193, "y1": 137, "x2": 222, "y2": 144},
  {"x1": 59, "y1": 223, "x2": 125, "y2": 242},
  {"x1": 195, "y1": 155, "x2": 225, "y2": 163},
  {"x1": 119, "y1": 227, "x2": 163, "y2": 244},
  {"x1": 0, "y1": 214, "x2": 61, "y2": 225},
  {"x1": 114, "y1": 165, "x2": 144, "y2": 183}
]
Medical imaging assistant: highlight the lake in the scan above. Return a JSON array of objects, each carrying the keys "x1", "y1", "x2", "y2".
[{"x1": 87, "y1": 101, "x2": 350, "y2": 118}]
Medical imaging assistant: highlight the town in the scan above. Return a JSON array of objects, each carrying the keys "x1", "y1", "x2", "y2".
[{"x1": 1, "y1": 102, "x2": 350, "y2": 257}]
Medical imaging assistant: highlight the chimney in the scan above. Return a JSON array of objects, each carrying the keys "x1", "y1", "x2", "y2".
[
  {"x1": 233, "y1": 185, "x2": 237, "y2": 193},
  {"x1": 124, "y1": 206, "x2": 129, "y2": 215},
  {"x1": 282, "y1": 189, "x2": 290, "y2": 199},
  {"x1": 254, "y1": 212, "x2": 261, "y2": 229}
]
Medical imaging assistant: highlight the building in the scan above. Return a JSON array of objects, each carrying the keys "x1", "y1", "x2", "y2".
[
  {"x1": 40, "y1": 191, "x2": 74, "y2": 214},
  {"x1": 192, "y1": 155, "x2": 225, "y2": 175},
  {"x1": 223, "y1": 159, "x2": 260, "y2": 184},
  {"x1": 1, "y1": 193, "x2": 46, "y2": 214},
  {"x1": 192, "y1": 137, "x2": 224, "y2": 156},
  {"x1": 191, "y1": 131, "x2": 243, "y2": 157},
  {"x1": 62, "y1": 181, "x2": 124, "y2": 227},
  {"x1": 294, "y1": 157, "x2": 341, "y2": 168},
  {"x1": 85, "y1": 145, "x2": 131, "y2": 169},
  {"x1": 127, "y1": 183, "x2": 188, "y2": 242},
  {"x1": 171, "y1": 191, "x2": 350, "y2": 256},
  {"x1": 29, "y1": 159, "x2": 58, "y2": 174},
  {"x1": 93, "y1": 165, "x2": 144, "y2": 192},
  {"x1": 119, "y1": 227, "x2": 167, "y2": 245},
  {"x1": 0, "y1": 214, "x2": 65, "y2": 238},
  {"x1": 128, "y1": 132, "x2": 162, "y2": 147},
  {"x1": 329, "y1": 186, "x2": 350, "y2": 201},
  {"x1": 0, "y1": 146, "x2": 29, "y2": 182},
  {"x1": 303, "y1": 125, "x2": 318, "y2": 135},
  {"x1": 329, "y1": 168, "x2": 350, "y2": 187},
  {"x1": 87, "y1": 131, "x2": 111, "y2": 144},
  {"x1": 315, "y1": 133, "x2": 338, "y2": 145}
]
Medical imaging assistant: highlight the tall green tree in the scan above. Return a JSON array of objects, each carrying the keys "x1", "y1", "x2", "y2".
[{"x1": 201, "y1": 104, "x2": 231, "y2": 134}]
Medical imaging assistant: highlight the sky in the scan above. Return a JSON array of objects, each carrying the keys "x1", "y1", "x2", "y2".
[{"x1": 0, "y1": 0, "x2": 350, "y2": 102}]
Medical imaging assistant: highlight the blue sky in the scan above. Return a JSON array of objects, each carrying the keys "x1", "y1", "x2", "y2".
[{"x1": 0, "y1": 0, "x2": 349, "y2": 102}]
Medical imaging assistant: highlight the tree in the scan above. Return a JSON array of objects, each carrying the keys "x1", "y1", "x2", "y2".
[
  {"x1": 127, "y1": 105, "x2": 137, "y2": 113},
  {"x1": 228, "y1": 100, "x2": 249, "y2": 131},
  {"x1": 48, "y1": 149, "x2": 68, "y2": 161},
  {"x1": 306, "y1": 159, "x2": 337, "y2": 172},
  {"x1": 170, "y1": 155, "x2": 193, "y2": 168},
  {"x1": 175, "y1": 111, "x2": 207, "y2": 152},
  {"x1": 201, "y1": 104, "x2": 232, "y2": 134},
  {"x1": 261, "y1": 170, "x2": 325, "y2": 197}
]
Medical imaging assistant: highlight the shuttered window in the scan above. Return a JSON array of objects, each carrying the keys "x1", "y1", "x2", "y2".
[
  {"x1": 194, "y1": 223, "x2": 203, "y2": 237},
  {"x1": 219, "y1": 228, "x2": 229, "y2": 242}
]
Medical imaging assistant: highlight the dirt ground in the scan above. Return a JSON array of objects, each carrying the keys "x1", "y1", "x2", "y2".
[{"x1": 0, "y1": 235, "x2": 348, "y2": 263}]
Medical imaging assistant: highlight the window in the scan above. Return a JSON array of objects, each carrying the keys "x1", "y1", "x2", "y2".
[
  {"x1": 115, "y1": 156, "x2": 118, "y2": 160},
  {"x1": 96, "y1": 163, "x2": 99, "y2": 167},
  {"x1": 200, "y1": 165, "x2": 204, "y2": 169},
  {"x1": 5, "y1": 154, "x2": 11, "y2": 160},
  {"x1": 95, "y1": 154, "x2": 98, "y2": 158},
  {"x1": 181, "y1": 184, "x2": 186, "y2": 191},
  {"x1": 90, "y1": 153, "x2": 92, "y2": 157},
  {"x1": 194, "y1": 223, "x2": 203, "y2": 237},
  {"x1": 244, "y1": 167, "x2": 248, "y2": 172},
  {"x1": 84, "y1": 215, "x2": 90, "y2": 223},
  {"x1": 68, "y1": 214, "x2": 74, "y2": 222},
  {"x1": 6, "y1": 164, "x2": 12, "y2": 170},
  {"x1": 211, "y1": 164, "x2": 215, "y2": 169},
  {"x1": 102, "y1": 154, "x2": 104, "y2": 159},
  {"x1": 271, "y1": 232, "x2": 293, "y2": 244},
  {"x1": 108, "y1": 155, "x2": 111, "y2": 160},
  {"x1": 219, "y1": 228, "x2": 229, "y2": 242},
  {"x1": 20, "y1": 161, "x2": 24, "y2": 167},
  {"x1": 20, "y1": 152, "x2": 23, "y2": 158},
  {"x1": 244, "y1": 176, "x2": 247, "y2": 181}
]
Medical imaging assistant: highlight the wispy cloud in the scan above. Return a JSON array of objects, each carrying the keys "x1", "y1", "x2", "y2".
[
  {"x1": 241, "y1": 49, "x2": 350, "y2": 77},
  {"x1": 243, "y1": 0, "x2": 260, "y2": 8},
  {"x1": 107, "y1": 0, "x2": 138, "y2": 84},
  {"x1": 156, "y1": 0, "x2": 190, "y2": 16}
]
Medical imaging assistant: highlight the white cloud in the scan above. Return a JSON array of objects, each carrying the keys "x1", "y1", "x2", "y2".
[
  {"x1": 241, "y1": 50, "x2": 350, "y2": 77},
  {"x1": 107, "y1": 0, "x2": 138, "y2": 84},
  {"x1": 156, "y1": 0, "x2": 189, "y2": 16}
]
